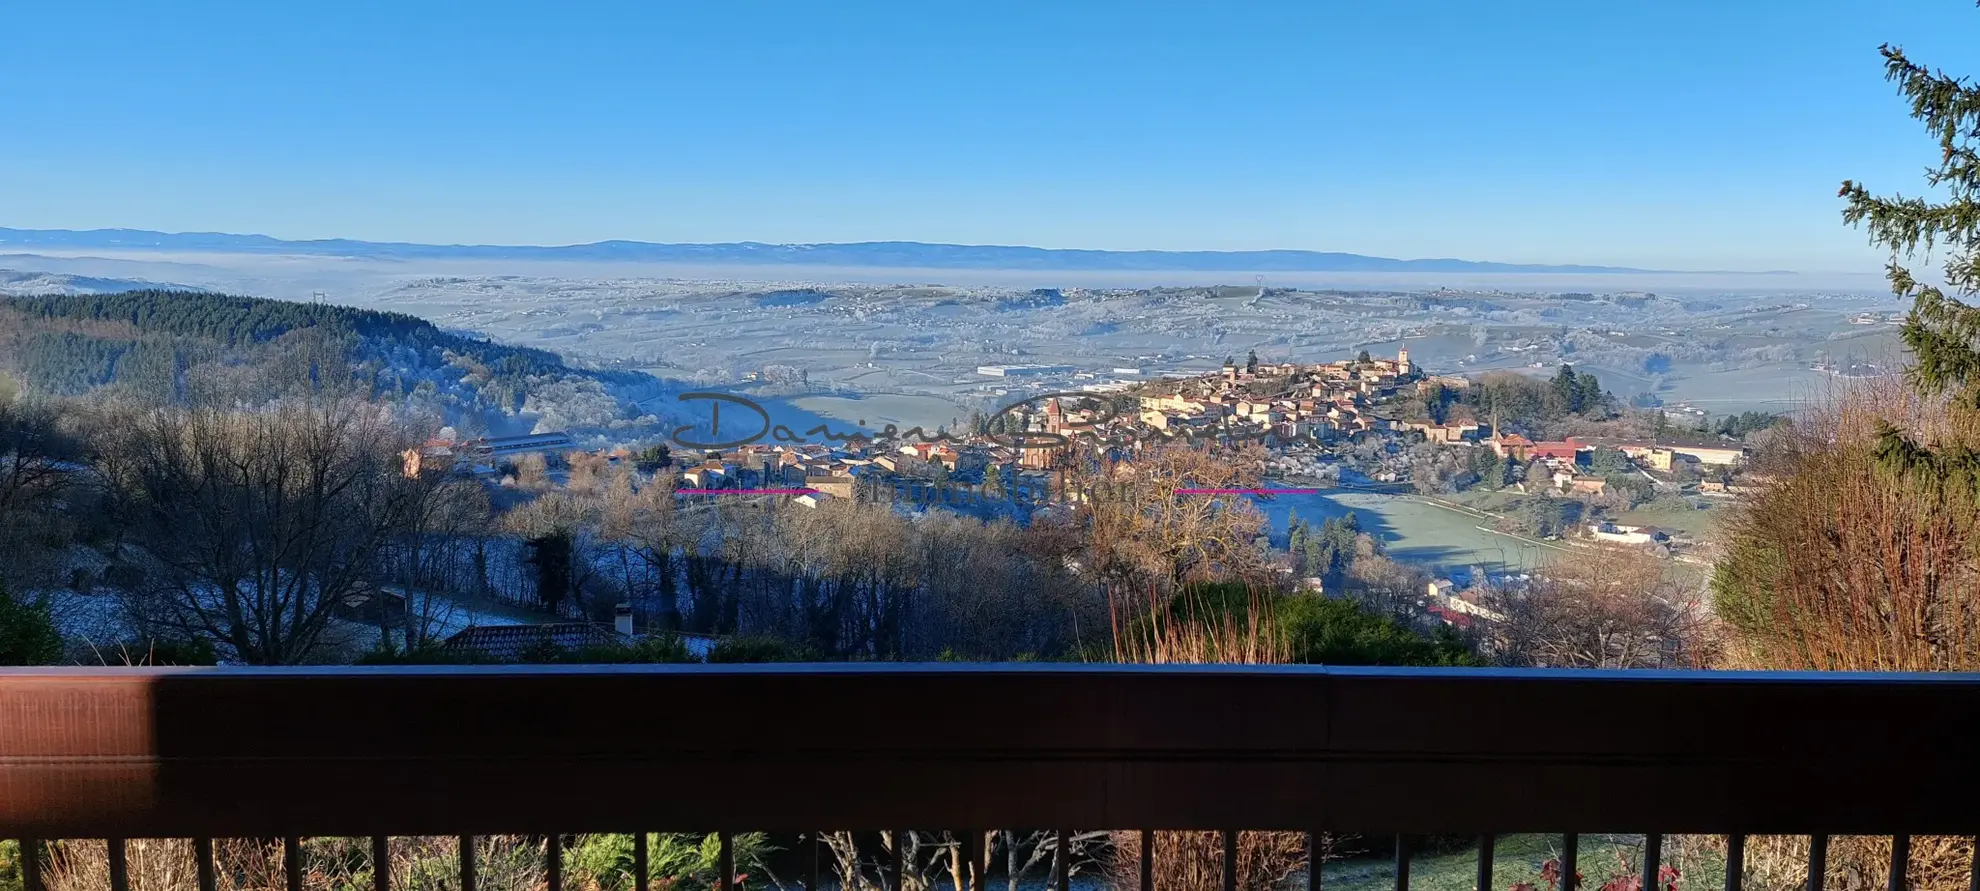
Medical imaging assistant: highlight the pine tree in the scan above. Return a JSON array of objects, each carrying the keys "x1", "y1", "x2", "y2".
[
  {"x1": 1288, "y1": 515, "x2": 1309, "y2": 574},
  {"x1": 1841, "y1": 38, "x2": 1980, "y2": 491},
  {"x1": 1246, "y1": 350, "x2": 1260, "y2": 374},
  {"x1": 1552, "y1": 364, "x2": 1582, "y2": 414},
  {"x1": 1575, "y1": 372, "x2": 1604, "y2": 416},
  {"x1": 525, "y1": 531, "x2": 575, "y2": 615}
]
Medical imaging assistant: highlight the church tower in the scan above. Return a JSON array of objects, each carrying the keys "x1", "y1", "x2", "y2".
[{"x1": 1397, "y1": 343, "x2": 1412, "y2": 377}]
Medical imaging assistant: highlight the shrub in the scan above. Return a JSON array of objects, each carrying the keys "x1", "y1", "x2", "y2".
[
  {"x1": 1114, "y1": 582, "x2": 1479, "y2": 667},
  {"x1": 1277, "y1": 592, "x2": 1481, "y2": 666},
  {"x1": 356, "y1": 643, "x2": 497, "y2": 665},
  {"x1": 1, "y1": 839, "x2": 21, "y2": 891},
  {"x1": 707, "y1": 635, "x2": 811, "y2": 663},
  {"x1": 567, "y1": 833, "x2": 772, "y2": 891},
  {"x1": 104, "y1": 636, "x2": 220, "y2": 666},
  {"x1": 567, "y1": 635, "x2": 701, "y2": 664},
  {"x1": 0, "y1": 583, "x2": 61, "y2": 665}
]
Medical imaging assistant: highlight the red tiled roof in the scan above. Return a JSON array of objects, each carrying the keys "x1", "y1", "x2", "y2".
[
  {"x1": 1427, "y1": 605, "x2": 1475, "y2": 629},
  {"x1": 1530, "y1": 441, "x2": 1585, "y2": 458}
]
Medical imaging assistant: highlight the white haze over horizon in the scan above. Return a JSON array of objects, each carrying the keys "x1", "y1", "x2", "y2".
[{"x1": 0, "y1": 247, "x2": 1900, "y2": 300}]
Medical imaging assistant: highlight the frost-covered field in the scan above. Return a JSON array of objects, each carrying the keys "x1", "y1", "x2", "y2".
[{"x1": 0, "y1": 249, "x2": 1905, "y2": 430}]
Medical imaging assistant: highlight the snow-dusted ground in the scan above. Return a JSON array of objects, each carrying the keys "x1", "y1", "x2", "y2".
[
  {"x1": 44, "y1": 584, "x2": 541, "y2": 665},
  {"x1": 0, "y1": 250, "x2": 1904, "y2": 432}
]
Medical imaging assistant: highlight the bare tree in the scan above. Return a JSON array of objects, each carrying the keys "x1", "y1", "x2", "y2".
[
  {"x1": 100, "y1": 397, "x2": 424, "y2": 664},
  {"x1": 1488, "y1": 547, "x2": 1716, "y2": 669},
  {"x1": 1077, "y1": 444, "x2": 1274, "y2": 599},
  {"x1": 0, "y1": 398, "x2": 82, "y2": 588},
  {"x1": 392, "y1": 475, "x2": 491, "y2": 650}
]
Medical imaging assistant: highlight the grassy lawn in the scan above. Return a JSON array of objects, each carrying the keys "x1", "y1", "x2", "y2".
[
  {"x1": 1447, "y1": 490, "x2": 1525, "y2": 514},
  {"x1": 1612, "y1": 500, "x2": 1722, "y2": 541},
  {"x1": 1316, "y1": 834, "x2": 1728, "y2": 891}
]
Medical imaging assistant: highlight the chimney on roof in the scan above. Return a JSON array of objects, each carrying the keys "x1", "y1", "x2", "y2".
[{"x1": 614, "y1": 602, "x2": 634, "y2": 637}]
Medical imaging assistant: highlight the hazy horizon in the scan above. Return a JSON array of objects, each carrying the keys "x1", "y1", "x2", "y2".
[
  {"x1": 6, "y1": 1, "x2": 1971, "y2": 274},
  {"x1": 0, "y1": 245, "x2": 1897, "y2": 298}
]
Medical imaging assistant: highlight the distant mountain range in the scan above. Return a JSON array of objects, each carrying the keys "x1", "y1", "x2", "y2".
[{"x1": 0, "y1": 226, "x2": 1672, "y2": 274}]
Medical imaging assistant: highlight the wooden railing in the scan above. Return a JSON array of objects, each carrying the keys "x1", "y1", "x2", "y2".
[{"x1": 5, "y1": 664, "x2": 1980, "y2": 891}]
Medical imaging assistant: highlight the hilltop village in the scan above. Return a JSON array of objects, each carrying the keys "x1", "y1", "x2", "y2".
[{"x1": 405, "y1": 347, "x2": 1765, "y2": 564}]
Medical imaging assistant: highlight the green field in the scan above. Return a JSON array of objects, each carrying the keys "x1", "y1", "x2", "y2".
[
  {"x1": 1260, "y1": 491, "x2": 1565, "y2": 576},
  {"x1": 1612, "y1": 500, "x2": 1723, "y2": 541}
]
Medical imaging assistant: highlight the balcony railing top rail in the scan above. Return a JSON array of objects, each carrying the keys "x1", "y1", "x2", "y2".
[{"x1": 5, "y1": 663, "x2": 1979, "y2": 838}]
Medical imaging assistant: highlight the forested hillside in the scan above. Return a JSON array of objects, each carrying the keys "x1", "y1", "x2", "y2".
[{"x1": 0, "y1": 290, "x2": 663, "y2": 435}]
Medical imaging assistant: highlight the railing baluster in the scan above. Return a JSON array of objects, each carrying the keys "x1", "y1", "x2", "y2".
[
  {"x1": 1224, "y1": 831, "x2": 1239, "y2": 891},
  {"x1": 546, "y1": 835, "x2": 562, "y2": 891},
  {"x1": 455, "y1": 839, "x2": 475, "y2": 891},
  {"x1": 966, "y1": 831, "x2": 982, "y2": 891},
  {"x1": 720, "y1": 832, "x2": 735, "y2": 891},
  {"x1": 19, "y1": 839, "x2": 43, "y2": 891},
  {"x1": 1394, "y1": 835, "x2": 1412, "y2": 891},
  {"x1": 109, "y1": 838, "x2": 130, "y2": 891},
  {"x1": 373, "y1": 837, "x2": 390, "y2": 891},
  {"x1": 1642, "y1": 835, "x2": 1662, "y2": 891},
  {"x1": 1055, "y1": 830, "x2": 1070, "y2": 891},
  {"x1": 959, "y1": 831, "x2": 975, "y2": 891},
  {"x1": 807, "y1": 833, "x2": 821, "y2": 891},
  {"x1": 1560, "y1": 835, "x2": 1579, "y2": 891},
  {"x1": 889, "y1": 831, "x2": 904, "y2": 891},
  {"x1": 1807, "y1": 835, "x2": 1828, "y2": 891},
  {"x1": 1476, "y1": 835, "x2": 1496, "y2": 891},
  {"x1": 1141, "y1": 831, "x2": 1155, "y2": 891},
  {"x1": 635, "y1": 833, "x2": 648, "y2": 891},
  {"x1": 975, "y1": 831, "x2": 990, "y2": 891},
  {"x1": 1724, "y1": 835, "x2": 1745, "y2": 891},
  {"x1": 1889, "y1": 836, "x2": 1910, "y2": 891},
  {"x1": 195, "y1": 838, "x2": 218, "y2": 891},
  {"x1": 283, "y1": 838, "x2": 303, "y2": 891},
  {"x1": 1307, "y1": 832, "x2": 1322, "y2": 891}
]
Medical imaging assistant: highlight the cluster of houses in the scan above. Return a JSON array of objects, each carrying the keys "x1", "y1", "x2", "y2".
[
  {"x1": 1129, "y1": 348, "x2": 1441, "y2": 446},
  {"x1": 400, "y1": 431, "x2": 576, "y2": 478},
  {"x1": 400, "y1": 349, "x2": 1760, "y2": 529},
  {"x1": 675, "y1": 440, "x2": 1053, "y2": 507},
  {"x1": 1422, "y1": 569, "x2": 1526, "y2": 629},
  {"x1": 1484, "y1": 432, "x2": 1751, "y2": 498}
]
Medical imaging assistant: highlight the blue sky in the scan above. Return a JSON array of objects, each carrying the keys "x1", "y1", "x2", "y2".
[{"x1": 3, "y1": 0, "x2": 1976, "y2": 272}]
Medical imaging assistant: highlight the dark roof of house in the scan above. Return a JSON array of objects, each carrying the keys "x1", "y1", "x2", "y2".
[{"x1": 443, "y1": 623, "x2": 626, "y2": 662}]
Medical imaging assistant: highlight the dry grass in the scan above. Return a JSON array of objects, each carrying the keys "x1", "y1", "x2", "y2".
[
  {"x1": 1734, "y1": 836, "x2": 1970, "y2": 891},
  {"x1": 1714, "y1": 375, "x2": 1980, "y2": 891},
  {"x1": 1108, "y1": 584, "x2": 1289, "y2": 665},
  {"x1": 1105, "y1": 580, "x2": 1307, "y2": 891},
  {"x1": 41, "y1": 837, "x2": 548, "y2": 891},
  {"x1": 1717, "y1": 375, "x2": 1980, "y2": 672},
  {"x1": 1110, "y1": 832, "x2": 1311, "y2": 891}
]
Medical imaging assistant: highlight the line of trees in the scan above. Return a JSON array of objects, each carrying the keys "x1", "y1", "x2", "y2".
[{"x1": 1400, "y1": 366, "x2": 1615, "y2": 433}]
